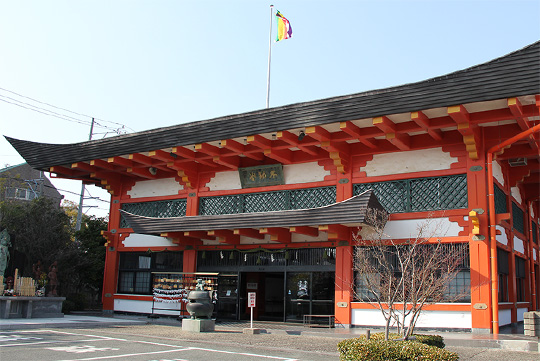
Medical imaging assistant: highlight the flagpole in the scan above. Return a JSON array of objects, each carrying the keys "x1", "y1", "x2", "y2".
[{"x1": 266, "y1": 4, "x2": 274, "y2": 109}]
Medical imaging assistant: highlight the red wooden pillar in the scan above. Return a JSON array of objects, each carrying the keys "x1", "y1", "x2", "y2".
[
  {"x1": 334, "y1": 170, "x2": 354, "y2": 327},
  {"x1": 466, "y1": 152, "x2": 492, "y2": 333},
  {"x1": 183, "y1": 188, "x2": 199, "y2": 273},
  {"x1": 102, "y1": 193, "x2": 122, "y2": 311}
]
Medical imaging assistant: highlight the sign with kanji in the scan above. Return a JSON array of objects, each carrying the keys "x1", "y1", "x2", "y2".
[
  {"x1": 248, "y1": 292, "x2": 256, "y2": 308},
  {"x1": 239, "y1": 164, "x2": 284, "y2": 188}
]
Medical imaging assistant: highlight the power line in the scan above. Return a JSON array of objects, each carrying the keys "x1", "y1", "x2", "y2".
[{"x1": 0, "y1": 87, "x2": 136, "y2": 136}]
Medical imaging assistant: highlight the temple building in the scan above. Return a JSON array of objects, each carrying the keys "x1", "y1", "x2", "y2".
[{"x1": 5, "y1": 41, "x2": 540, "y2": 333}]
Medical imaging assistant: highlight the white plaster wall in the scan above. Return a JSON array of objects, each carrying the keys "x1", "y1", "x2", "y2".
[
  {"x1": 513, "y1": 236, "x2": 524, "y2": 254},
  {"x1": 207, "y1": 171, "x2": 242, "y2": 191},
  {"x1": 498, "y1": 309, "x2": 512, "y2": 326},
  {"x1": 511, "y1": 187, "x2": 522, "y2": 205},
  {"x1": 517, "y1": 308, "x2": 528, "y2": 322},
  {"x1": 127, "y1": 178, "x2": 183, "y2": 198},
  {"x1": 377, "y1": 218, "x2": 462, "y2": 240},
  {"x1": 362, "y1": 148, "x2": 456, "y2": 177},
  {"x1": 122, "y1": 234, "x2": 176, "y2": 248},
  {"x1": 534, "y1": 249, "x2": 537, "y2": 261},
  {"x1": 114, "y1": 299, "x2": 153, "y2": 314},
  {"x1": 114, "y1": 299, "x2": 182, "y2": 316},
  {"x1": 496, "y1": 225, "x2": 508, "y2": 246},
  {"x1": 207, "y1": 162, "x2": 330, "y2": 191},
  {"x1": 283, "y1": 162, "x2": 330, "y2": 184},
  {"x1": 492, "y1": 161, "x2": 504, "y2": 187},
  {"x1": 529, "y1": 204, "x2": 535, "y2": 219},
  {"x1": 351, "y1": 307, "x2": 471, "y2": 329}
]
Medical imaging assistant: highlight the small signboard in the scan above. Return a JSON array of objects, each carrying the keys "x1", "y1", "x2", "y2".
[
  {"x1": 239, "y1": 164, "x2": 284, "y2": 188},
  {"x1": 248, "y1": 292, "x2": 256, "y2": 308}
]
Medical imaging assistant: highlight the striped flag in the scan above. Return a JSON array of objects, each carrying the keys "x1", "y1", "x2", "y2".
[{"x1": 275, "y1": 10, "x2": 292, "y2": 42}]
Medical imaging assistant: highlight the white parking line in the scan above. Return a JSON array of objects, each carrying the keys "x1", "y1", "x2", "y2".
[
  {"x1": 1, "y1": 330, "x2": 300, "y2": 361},
  {"x1": 58, "y1": 348, "x2": 190, "y2": 361}
]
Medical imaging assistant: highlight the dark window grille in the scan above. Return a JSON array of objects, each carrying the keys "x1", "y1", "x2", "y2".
[
  {"x1": 533, "y1": 222, "x2": 538, "y2": 244},
  {"x1": 197, "y1": 248, "x2": 336, "y2": 268},
  {"x1": 515, "y1": 256, "x2": 526, "y2": 302},
  {"x1": 512, "y1": 202, "x2": 525, "y2": 235},
  {"x1": 117, "y1": 252, "x2": 183, "y2": 295},
  {"x1": 353, "y1": 174, "x2": 467, "y2": 213},
  {"x1": 494, "y1": 185, "x2": 508, "y2": 214},
  {"x1": 120, "y1": 199, "x2": 187, "y2": 228},
  {"x1": 199, "y1": 186, "x2": 336, "y2": 216},
  {"x1": 354, "y1": 243, "x2": 470, "y2": 302},
  {"x1": 497, "y1": 248, "x2": 509, "y2": 302}
]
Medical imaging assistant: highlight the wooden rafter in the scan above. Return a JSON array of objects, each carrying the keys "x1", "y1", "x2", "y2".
[
  {"x1": 161, "y1": 232, "x2": 202, "y2": 245},
  {"x1": 263, "y1": 148, "x2": 293, "y2": 164},
  {"x1": 411, "y1": 111, "x2": 443, "y2": 141},
  {"x1": 259, "y1": 227, "x2": 291, "y2": 243},
  {"x1": 448, "y1": 105, "x2": 481, "y2": 160},
  {"x1": 289, "y1": 226, "x2": 319, "y2": 237},
  {"x1": 339, "y1": 121, "x2": 377, "y2": 149},
  {"x1": 277, "y1": 130, "x2": 320, "y2": 155},
  {"x1": 213, "y1": 155, "x2": 240, "y2": 170},
  {"x1": 208, "y1": 230, "x2": 240, "y2": 245},
  {"x1": 319, "y1": 224, "x2": 350, "y2": 240},
  {"x1": 233, "y1": 228, "x2": 265, "y2": 239}
]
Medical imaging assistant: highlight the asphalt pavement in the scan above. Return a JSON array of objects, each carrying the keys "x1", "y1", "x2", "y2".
[{"x1": 0, "y1": 313, "x2": 538, "y2": 360}]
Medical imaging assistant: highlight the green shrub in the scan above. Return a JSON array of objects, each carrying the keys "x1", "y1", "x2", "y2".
[
  {"x1": 339, "y1": 332, "x2": 445, "y2": 349},
  {"x1": 337, "y1": 333, "x2": 457, "y2": 361}
]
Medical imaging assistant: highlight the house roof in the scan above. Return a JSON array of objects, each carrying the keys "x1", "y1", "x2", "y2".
[
  {"x1": 5, "y1": 41, "x2": 540, "y2": 171},
  {"x1": 121, "y1": 190, "x2": 385, "y2": 236}
]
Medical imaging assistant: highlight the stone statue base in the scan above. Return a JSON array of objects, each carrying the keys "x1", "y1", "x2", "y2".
[{"x1": 181, "y1": 318, "x2": 215, "y2": 332}]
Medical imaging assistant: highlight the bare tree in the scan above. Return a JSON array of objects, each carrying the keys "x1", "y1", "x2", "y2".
[{"x1": 353, "y1": 209, "x2": 469, "y2": 340}]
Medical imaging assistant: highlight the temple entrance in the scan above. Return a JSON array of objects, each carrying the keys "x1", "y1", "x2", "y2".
[
  {"x1": 235, "y1": 271, "x2": 334, "y2": 322},
  {"x1": 200, "y1": 248, "x2": 336, "y2": 322}
]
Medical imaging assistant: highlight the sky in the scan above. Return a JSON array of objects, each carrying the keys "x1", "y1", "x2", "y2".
[{"x1": 1, "y1": 0, "x2": 539, "y2": 218}]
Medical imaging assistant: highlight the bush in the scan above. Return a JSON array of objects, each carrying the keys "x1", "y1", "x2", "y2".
[
  {"x1": 337, "y1": 333, "x2": 457, "y2": 361},
  {"x1": 339, "y1": 332, "x2": 445, "y2": 349}
]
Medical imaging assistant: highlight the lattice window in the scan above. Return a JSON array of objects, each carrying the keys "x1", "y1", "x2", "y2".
[
  {"x1": 120, "y1": 199, "x2": 187, "y2": 228},
  {"x1": 533, "y1": 222, "x2": 538, "y2": 244},
  {"x1": 512, "y1": 202, "x2": 525, "y2": 235},
  {"x1": 354, "y1": 180, "x2": 407, "y2": 213},
  {"x1": 290, "y1": 187, "x2": 337, "y2": 209},
  {"x1": 244, "y1": 191, "x2": 288, "y2": 213},
  {"x1": 494, "y1": 185, "x2": 507, "y2": 214},
  {"x1": 199, "y1": 195, "x2": 241, "y2": 216},
  {"x1": 199, "y1": 186, "x2": 336, "y2": 216},
  {"x1": 353, "y1": 174, "x2": 467, "y2": 213}
]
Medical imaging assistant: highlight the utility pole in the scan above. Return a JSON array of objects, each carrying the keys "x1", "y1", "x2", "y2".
[{"x1": 75, "y1": 118, "x2": 94, "y2": 232}]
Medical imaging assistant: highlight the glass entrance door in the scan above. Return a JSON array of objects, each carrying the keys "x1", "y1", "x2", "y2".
[{"x1": 286, "y1": 272, "x2": 334, "y2": 322}]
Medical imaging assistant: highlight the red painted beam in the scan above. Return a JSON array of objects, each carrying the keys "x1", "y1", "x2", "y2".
[
  {"x1": 290, "y1": 226, "x2": 319, "y2": 237},
  {"x1": 195, "y1": 142, "x2": 221, "y2": 156},
  {"x1": 373, "y1": 116, "x2": 396, "y2": 133},
  {"x1": 234, "y1": 228, "x2": 265, "y2": 239},
  {"x1": 259, "y1": 227, "x2": 292, "y2": 243},
  {"x1": 339, "y1": 121, "x2": 377, "y2": 149},
  {"x1": 411, "y1": 111, "x2": 443, "y2": 141}
]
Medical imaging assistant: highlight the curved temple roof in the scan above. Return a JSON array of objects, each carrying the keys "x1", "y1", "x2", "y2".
[
  {"x1": 5, "y1": 41, "x2": 540, "y2": 170},
  {"x1": 121, "y1": 190, "x2": 385, "y2": 236}
]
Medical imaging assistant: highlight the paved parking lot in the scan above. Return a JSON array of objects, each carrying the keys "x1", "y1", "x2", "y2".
[
  {"x1": 0, "y1": 329, "x2": 337, "y2": 361},
  {"x1": 1, "y1": 325, "x2": 540, "y2": 361}
]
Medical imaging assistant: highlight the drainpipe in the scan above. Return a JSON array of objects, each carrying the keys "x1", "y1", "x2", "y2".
[
  {"x1": 527, "y1": 200, "x2": 537, "y2": 312},
  {"x1": 487, "y1": 123, "x2": 540, "y2": 334}
]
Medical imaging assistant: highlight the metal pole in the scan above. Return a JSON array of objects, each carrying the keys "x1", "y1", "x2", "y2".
[
  {"x1": 75, "y1": 118, "x2": 95, "y2": 231},
  {"x1": 266, "y1": 5, "x2": 274, "y2": 109}
]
